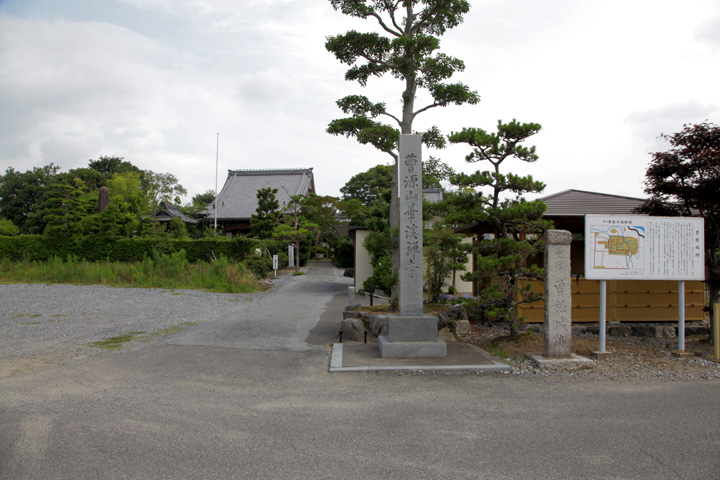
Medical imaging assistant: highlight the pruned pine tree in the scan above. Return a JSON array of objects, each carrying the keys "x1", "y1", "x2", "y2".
[
  {"x1": 326, "y1": 0, "x2": 480, "y2": 291},
  {"x1": 446, "y1": 120, "x2": 551, "y2": 337},
  {"x1": 275, "y1": 195, "x2": 318, "y2": 274},
  {"x1": 250, "y1": 188, "x2": 281, "y2": 240}
]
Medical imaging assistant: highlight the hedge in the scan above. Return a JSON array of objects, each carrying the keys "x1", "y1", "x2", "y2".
[{"x1": 0, "y1": 235, "x2": 258, "y2": 263}]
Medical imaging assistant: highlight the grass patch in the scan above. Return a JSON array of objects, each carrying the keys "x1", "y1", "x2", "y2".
[
  {"x1": 90, "y1": 322, "x2": 198, "y2": 351},
  {"x1": 484, "y1": 340, "x2": 510, "y2": 359},
  {"x1": 0, "y1": 253, "x2": 263, "y2": 294},
  {"x1": 90, "y1": 331, "x2": 145, "y2": 350},
  {"x1": 149, "y1": 322, "x2": 198, "y2": 337}
]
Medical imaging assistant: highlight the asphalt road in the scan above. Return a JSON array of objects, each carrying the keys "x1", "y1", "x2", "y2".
[{"x1": 1, "y1": 261, "x2": 719, "y2": 479}]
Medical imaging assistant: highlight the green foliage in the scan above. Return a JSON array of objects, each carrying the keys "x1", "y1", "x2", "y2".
[
  {"x1": 337, "y1": 198, "x2": 369, "y2": 227},
  {"x1": 245, "y1": 255, "x2": 273, "y2": 279},
  {"x1": 331, "y1": 236, "x2": 355, "y2": 268},
  {"x1": 447, "y1": 119, "x2": 551, "y2": 337},
  {"x1": 141, "y1": 171, "x2": 187, "y2": 211},
  {"x1": 192, "y1": 190, "x2": 216, "y2": 206},
  {"x1": 272, "y1": 195, "x2": 318, "y2": 273},
  {"x1": 300, "y1": 194, "x2": 339, "y2": 246},
  {"x1": 424, "y1": 223, "x2": 467, "y2": 303},
  {"x1": 250, "y1": 187, "x2": 281, "y2": 239},
  {"x1": 0, "y1": 157, "x2": 188, "y2": 236},
  {"x1": 183, "y1": 189, "x2": 217, "y2": 219},
  {"x1": 361, "y1": 191, "x2": 396, "y2": 294},
  {"x1": 0, "y1": 235, "x2": 256, "y2": 263},
  {"x1": 326, "y1": 0, "x2": 479, "y2": 149},
  {"x1": 89, "y1": 156, "x2": 142, "y2": 177},
  {"x1": 29, "y1": 180, "x2": 87, "y2": 237},
  {"x1": 0, "y1": 219, "x2": 20, "y2": 236},
  {"x1": 637, "y1": 121, "x2": 720, "y2": 305},
  {"x1": 167, "y1": 217, "x2": 189, "y2": 239},
  {"x1": 340, "y1": 164, "x2": 394, "y2": 207},
  {"x1": 0, "y1": 164, "x2": 60, "y2": 233},
  {"x1": 0, "y1": 253, "x2": 261, "y2": 293}
]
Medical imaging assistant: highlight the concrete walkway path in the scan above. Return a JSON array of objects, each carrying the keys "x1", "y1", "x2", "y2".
[{"x1": 1, "y1": 262, "x2": 719, "y2": 479}]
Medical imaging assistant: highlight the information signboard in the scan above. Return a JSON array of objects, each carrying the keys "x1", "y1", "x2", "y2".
[{"x1": 584, "y1": 214, "x2": 704, "y2": 281}]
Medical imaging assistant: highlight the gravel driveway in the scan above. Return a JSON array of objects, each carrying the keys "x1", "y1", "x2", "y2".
[
  {"x1": 2, "y1": 263, "x2": 720, "y2": 480},
  {"x1": 0, "y1": 282, "x2": 271, "y2": 362}
]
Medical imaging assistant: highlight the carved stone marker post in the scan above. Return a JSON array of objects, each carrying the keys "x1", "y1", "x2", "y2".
[
  {"x1": 98, "y1": 186, "x2": 109, "y2": 213},
  {"x1": 543, "y1": 230, "x2": 572, "y2": 358},
  {"x1": 378, "y1": 135, "x2": 446, "y2": 358}
]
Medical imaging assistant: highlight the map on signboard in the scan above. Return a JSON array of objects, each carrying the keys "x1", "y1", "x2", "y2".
[
  {"x1": 585, "y1": 214, "x2": 704, "y2": 281},
  {"x1": 588, "y1": 223, "x2": 645, "y2": 272}
]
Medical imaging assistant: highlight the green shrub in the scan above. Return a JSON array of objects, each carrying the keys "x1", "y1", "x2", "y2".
[
  {"x1": 245, "y1": 256, "x2": 272, "y2": 279},
  {"x1": 0, "y1": 219, "x2": 19, "y2": 236}
]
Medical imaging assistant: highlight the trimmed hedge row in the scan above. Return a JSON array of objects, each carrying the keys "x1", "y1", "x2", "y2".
[{"x1": 0, "y1": 235, "x2": 258, "y2": 263}]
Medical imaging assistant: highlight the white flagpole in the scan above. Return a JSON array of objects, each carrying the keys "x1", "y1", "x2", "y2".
[{"x1": 214, "y1": 132, "x2": 219, "y2": 231}]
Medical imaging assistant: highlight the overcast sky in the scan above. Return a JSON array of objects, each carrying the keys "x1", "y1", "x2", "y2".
[{"x1": 1, "y1": 0, "x2": 719, "y2": 203}]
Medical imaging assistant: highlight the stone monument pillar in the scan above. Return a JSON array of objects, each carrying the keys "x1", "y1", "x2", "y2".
[
  {"x1": 377, "y1": 135, "x2": 447, "y2": 358},
  {"x1": 98, "y1": 186, "x2": 110, "y2": 213},
  {"x1": 543, "y1": 230, "x2": 572, "y2": 358}
]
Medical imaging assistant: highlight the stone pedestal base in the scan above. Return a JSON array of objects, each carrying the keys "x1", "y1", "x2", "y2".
[
  {"x1": 378, "y1": 314, "x2": 447, "y2": 358},
  {"x1": 592, "y1": 351, "x2": 613, "y2": 360},
  {"x1": 671, "y1": 351, "x2": 694, "y2": 358},
  {"x1": 378, "y1": 336, "x2": 447, "y2": 358}
]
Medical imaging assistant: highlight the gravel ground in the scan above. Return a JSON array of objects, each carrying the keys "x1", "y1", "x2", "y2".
[
  {"x1": 0, "y1": 281, "x2": 284, "y2": 365},
  {"x1": 465, "y1": 325, "x2": 720, "y2": 381},
  {"x1": 3, "y1": 281, "x2": 720, "y2": 382}
]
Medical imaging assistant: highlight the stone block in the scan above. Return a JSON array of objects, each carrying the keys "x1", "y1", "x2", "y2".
[
  {"x1": 378, "y1": 336, "x2": 447, "y2": 358},
  {"x1": 608, "y1": 325, "x2": 632, "y2": 337},
  {"x1": 438, "y1": 327, "x2": 456, "y2": 343},
  {"x1": 632, "y1": 325, "x2": 659, "y2": 337},
  {"x1": 368, "y1": 314, "x2": 387, "y2": 337},
  {"x1": 686, "y1": 325, "x2": 709, "y2": 336},
  {"x1": 384, "y1": 314, "x2": 437, "y2": 342},
  {"x1": 342, "y1": 310, "x2": 361, "y2": 320},
  {"x1": 585, "y1": 325, "x2": 600, "y2": 335},
  {"x1": 338, "y1": 318, "x2": 366, "y2": 342},
  {"x1": 661, "y1": 326, "x2": 677, "y2": 338},
  {"x1": 455, "y1": 319, "x2": 470, "y2": 336}
]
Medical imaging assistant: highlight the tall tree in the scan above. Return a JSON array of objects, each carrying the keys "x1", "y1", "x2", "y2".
[
  {"x1": 636, "y1": 121, "x2": 720, "y2": 319},
  {"x1": 446, "y1": 120, "x2": 551, "y2": 337},
  {"x1": 326, "y1": 0, "x2": 480, "y2": 286},
  {"x1": 340, "y1": 164, "x2": 393, "y2": 207},
  {"x1": 424, "y1": 222, "x2": 467, "y2": 303},
  {"x1": 0, "y1": 164, "x2": 60, "y2": 232},
  {"x1": 88, "y1": 156, "x2": 142, "y2": 177},
  {"x1": 250, "y1": 187, "x2": 281, "y2": 239},
  {"x1": 300, "y1": 194, "x2": 339, "y2": 246},
  {"x1": 140, "y1": 171, "x2": 187, "y2": 210},
  {"x1": 340, "y1": 160, "x2": 453, "y2": 208},
  {"x1": 191, "y1": 190, "x2": 216, "y2": 207},
  {"x1": 275, "y1": 195, "x2": 318, "y2": 274}
]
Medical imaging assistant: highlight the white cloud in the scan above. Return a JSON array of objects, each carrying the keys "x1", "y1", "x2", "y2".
[
  {"x1": 626, "y1": 100, "x2": 720, "y2": 152},
  {"x1": 1, "y1": 0, "x2": 719, "y2": 203}
]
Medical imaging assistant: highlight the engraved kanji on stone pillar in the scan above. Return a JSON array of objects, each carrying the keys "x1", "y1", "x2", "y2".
[{"x1": 398, "y1": 135, "x2": 423, "y2": 316}]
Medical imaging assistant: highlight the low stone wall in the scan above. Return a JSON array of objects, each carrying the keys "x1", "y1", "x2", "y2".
[
  {"x1": 574, "y1": 323, "x2": 709, "y2": 338},
  {"x1": 338, "y1": 305, "x2": 471, "y2": 343}
]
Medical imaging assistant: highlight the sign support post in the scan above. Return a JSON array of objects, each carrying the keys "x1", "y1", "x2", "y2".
[
  {"x1": 599, "y1": 280, "x2": 607, "y2": 354},
  {"x1": 585, "y1": 215, "x2": 704, "y2": 359},
  {"x1": 678, "y1": 281, "x2": 685, "y2": 352}
]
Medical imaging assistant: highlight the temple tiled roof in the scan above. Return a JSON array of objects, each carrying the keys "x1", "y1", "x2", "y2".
[
  {"x1": 155, "y1": 202, "x2": 198, "y2": 224},
  {"x1": 205, "y1": 168, "x2": 315, "y2": 221}
]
